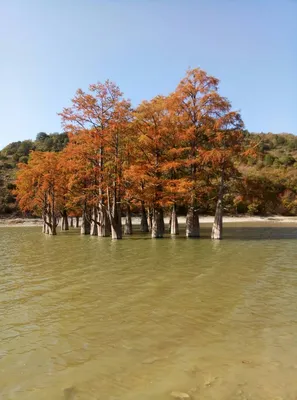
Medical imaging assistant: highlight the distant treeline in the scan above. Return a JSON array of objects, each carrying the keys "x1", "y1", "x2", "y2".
[{"x1": 0, "y1": 132, "x2": 69, "y2": 163}]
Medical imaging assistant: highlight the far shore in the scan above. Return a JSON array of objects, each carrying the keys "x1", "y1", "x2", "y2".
[{"x1": 1, "y1": 215, "x2": 297, "y2": 228}]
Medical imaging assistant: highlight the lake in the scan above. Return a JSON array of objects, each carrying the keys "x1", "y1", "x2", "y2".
[{"x1": 1, "y1": 223, "x2": 297, "y2": 399}]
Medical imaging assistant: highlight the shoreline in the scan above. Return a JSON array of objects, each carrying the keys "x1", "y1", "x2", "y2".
[{"x1": 1, "y1": 215, "x2": 297, "y2": 228}]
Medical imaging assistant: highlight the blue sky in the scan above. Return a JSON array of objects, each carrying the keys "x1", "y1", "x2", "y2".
[{"x1": 0, "y1": 0, "x2": 296, "y2": 149}]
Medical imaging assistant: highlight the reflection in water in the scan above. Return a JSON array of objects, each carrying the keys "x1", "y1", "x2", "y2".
[{"x1": 1, "y1": 223, "x2": 297, "y2": 399}]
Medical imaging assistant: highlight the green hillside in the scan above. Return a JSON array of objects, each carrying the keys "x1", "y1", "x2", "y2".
[{"x1": 0, "y1": 132, "x2": 68, "y2": 215}]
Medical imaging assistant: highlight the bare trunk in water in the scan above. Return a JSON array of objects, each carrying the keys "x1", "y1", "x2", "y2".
[
  {"x1": 42, "y1": 213, "x2": 47, "y2": 233},
  {"x1": 108, "y1": 187, "x2": 122, "y2": 240},
  {"x1": 211, "y1": 173, "x2": 224, "y2": 240},
  {"x1": 140, "y1": 202, "x2": 149, "y2": 232},
  {"x1": 97, "y1": 202, "x2": 111, "y2": 237},
  {"x1": 110, "y1": 204, "x2": 122, "y2": 239},
  {"x1": 43, "y1": 197, "x2": 57, "y2": 235},
  {"x1": 211, "y1": 199, "x2": 223, "y2": 239},
  {"x1": 170, "y1": 203, "x2": 179, "y2": 235},
  {"x1": 44, "y1": 212, "x2": 50, "y2": 234},
  {"x1": 69, "y1": 217, "x2": 74, "y2": 228},
  {"x1": 124, "y1": 204, "x2": 133, "y2": 235},
  {"x1": 75, "y1": 216, "x2": 80, "y2": 228},
  {"x1": 148, "y1": 208, "x2": 153, "y2": 232},
  {"x1": 43, "y1": 215, "x2": 50, "y2": 234},
  {"x1": 81, "y1": 205, "x2": 90, "y2": 235},
  {"x1": 90, "y1": 207, "x2": 98, "y2": 236},
  {"x1": 186, "y1": 205, "x2": 200, "y2": 238},
  {"x1": 151, "y1": 207, "x2": 164, "y2": 238},
  {"x1": 50, "y1": 214, "x2": 57, "y2": 235},
  {"x1": 60, "y1": 210, "x2": 69, "y2": 231}
]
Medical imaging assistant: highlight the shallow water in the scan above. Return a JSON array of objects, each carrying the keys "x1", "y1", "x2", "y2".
[{"x1": 1, "y1": 223, "x2": 297, "y2": 399}]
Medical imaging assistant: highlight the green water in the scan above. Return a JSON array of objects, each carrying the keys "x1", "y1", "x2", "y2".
[{"x1": 1, "y1": 224, "x2": 297, "y2": 399}]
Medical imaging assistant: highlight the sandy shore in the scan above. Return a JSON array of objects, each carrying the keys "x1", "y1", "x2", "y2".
[{"x1": 1, "y1": 215, "x2": 297, "y2": 227}]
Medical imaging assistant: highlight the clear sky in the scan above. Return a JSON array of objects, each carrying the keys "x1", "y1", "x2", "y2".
[{"x1": 0, "y1": 0, "x2": 296, "y2": 149}]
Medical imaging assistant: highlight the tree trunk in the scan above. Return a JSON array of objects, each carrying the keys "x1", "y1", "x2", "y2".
[
  {"x1": 43, "y1": 203, "x2": 57, "y2": 235},
  {"x1": 124, "y1": 204, "x2": 133, "y2": 235},
  {"x1": 43, "y1": 215, "x2": 50, "y2": 234},
  {"x1": 211, "y1": 199, "x2": 223, "y2": 240},
  {"x1": 211, "y1": 173, "x2": 224, "y2": 240},
  {"x1": 50, "y1": 215, "x2": 57, "y2": 235},
  {"x1": 97, "y1": 203, "x2": 111, "y2": 237},
  {"x1": 148, "y1": 208, "x2": 153, "y2": 232},
  {"x1": 42, "y1": 213, "x2": 47, "y2": 233},
  {"x1": 75, "y1": 216, "x2": 80, "y2": 228},
  {"x1": 70, "y1": 217, "x2": 74, "y2": 228},
  {"x1": 160, "y1": 213, "x2": 165, "y2": 235},
  {"x1": 90, "y1": 207, "x2": 98, "y2": 236},
  {"x1": 110, "y1": 189, "x2": 122, "y2": 239},
  {"x1": 81, "y1": 207, "x2": 90, "y2": 235},
  {"x1": 151, "y1": 207, "x2": 164, "y2": 238},
  {"x1": 61, "y1": 210, "x2": 69, "y2": 231},
  {"x1": 170, "y1": 203, "x2": 179, "y2": 235},
  {"x1": 186, "y1": 207, "x2": 200, "y2": 238},
  {"x1": 109, "y1": 203, "x2": 122, "y2": 240},
  {"x1": 140, "y1": 202, "x2": 149, "y2": 232},
  {"x1": 45, "y1": 212, "x2": 51, "y2": 234}
]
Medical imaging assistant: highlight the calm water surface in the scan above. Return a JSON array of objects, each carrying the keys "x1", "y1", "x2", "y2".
[{"x1": 1, "y1": 224, "x2": 297, "y2": 400}]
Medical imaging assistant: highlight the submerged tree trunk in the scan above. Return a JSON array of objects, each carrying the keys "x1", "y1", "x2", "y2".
[
  {"x1": 90, "y1": 207, "x2": 98, "y2": 236},
  {"x1": 170, "y1": 203, "x2": 179, "y2": 235},
  {"x1": 81, "y1": 206, "x2": 90, "y2": 235},
  {"x1": 43, "y1": 201, "x2": 57, "y2": 235},
  {"x1": 107, "y1": 193, "x2": 122, "y2": 240},
  {"x1": 211, "y1": 173, "x2": 224, "y2": 240},
  {"x1": 97, "y1": 203, "x2": 111, "y2": 237},
  {"x1": 110, "y1": 206, "x2": 122, "y2": 239},
  {"x1": 140, "y1": 202, "x2": 149, "y2": 233},
  {"x1": 50, "y1": 214, "x2": 57, "y2": 235},
  {"x1": 124, "y1": 204, "x2": 133, "y2": 235},
  {"x1": 60, "y1": 210, "x2": 69, "y2": 231},
  {"x1": 186, "y1": 206, "x2": 200, "y2": 238},
  {"x1": 44, "y1": 211, "x2": 51, "y2": 234},
  {"x1": 160, "y1": 213, "x2": 165, "y2": 235},
  {"x1": 151, "y1": 207, "x2": 164, "y2": 238},
  {"x1": 211, "y1": 199, "x2": 223, "y2": 239},
  {"x1": 43, "y1": 218, "x2": 50, "y2": 234},
  {"x1": 148, "y1": 208, "x2": 153, "y2": 232},
  {"x1": 69, "y1": 217, "x2": 74, "y2": 228},
  {"x1": 108, "y1": 186, "x2": 122, "y2": 240},
  {"x1": 42, "y1": 213, "x2": 47, "y2": 234},
  {"x1": 75, "y1": 216, "x2": 80, "y2": 228}
]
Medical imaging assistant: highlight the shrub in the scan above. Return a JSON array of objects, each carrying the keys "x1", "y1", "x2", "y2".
[
  {"x1": 279, "y1": 154, "x2": 295, "y2": 166},
  {"x1": 7, "y1": 183, "x2": 16, "y2": 190},
  {"x1": 263, "y1": 154, "x2": 275, "y2": 166},
  {"x1": 19, "y1": 156, "x2": 29, "y2": 164}
]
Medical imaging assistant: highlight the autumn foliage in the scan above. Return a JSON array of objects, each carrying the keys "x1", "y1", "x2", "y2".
[{"x1": 14, "y1": 68, "x2": 246, "y2": 238}]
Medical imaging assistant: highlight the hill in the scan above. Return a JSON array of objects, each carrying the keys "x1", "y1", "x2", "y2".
[{"x1": 0, "y1": 132, "x2": 68, "y2": 215}]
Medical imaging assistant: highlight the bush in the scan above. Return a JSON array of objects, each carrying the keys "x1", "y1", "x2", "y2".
[
  {"x1": 2, "y1": 162, "x2": 14, "y2": 169},
  {"x1": 0, "y1": 153, "x2": 8, "y2": 161},
  {"x1": 263, "y1": 154, "x2": 275, "y2": 166},
  {"x1": 5, "y1": 194, "x2": 16, "y2": 203},
  {"x1": 7, "y1": 183, "x2": 16, "y2": 190},
  {"x1": 12, "y1": 153, "x2": 20, "y2": 162},
  {"x1": 247, "y1": 202, "x2": 261, "y2": 215},
  {"x1": 279, "y1": 154, "x2": 295, "y2": 166},
  {"x1": 19, "y1": 156, "x2": 29, "y2": 164}
]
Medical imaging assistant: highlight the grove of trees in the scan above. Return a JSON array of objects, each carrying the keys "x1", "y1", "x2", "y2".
[{"x1": 14, "y1": 68, "x2": 248, "y2": 239}]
